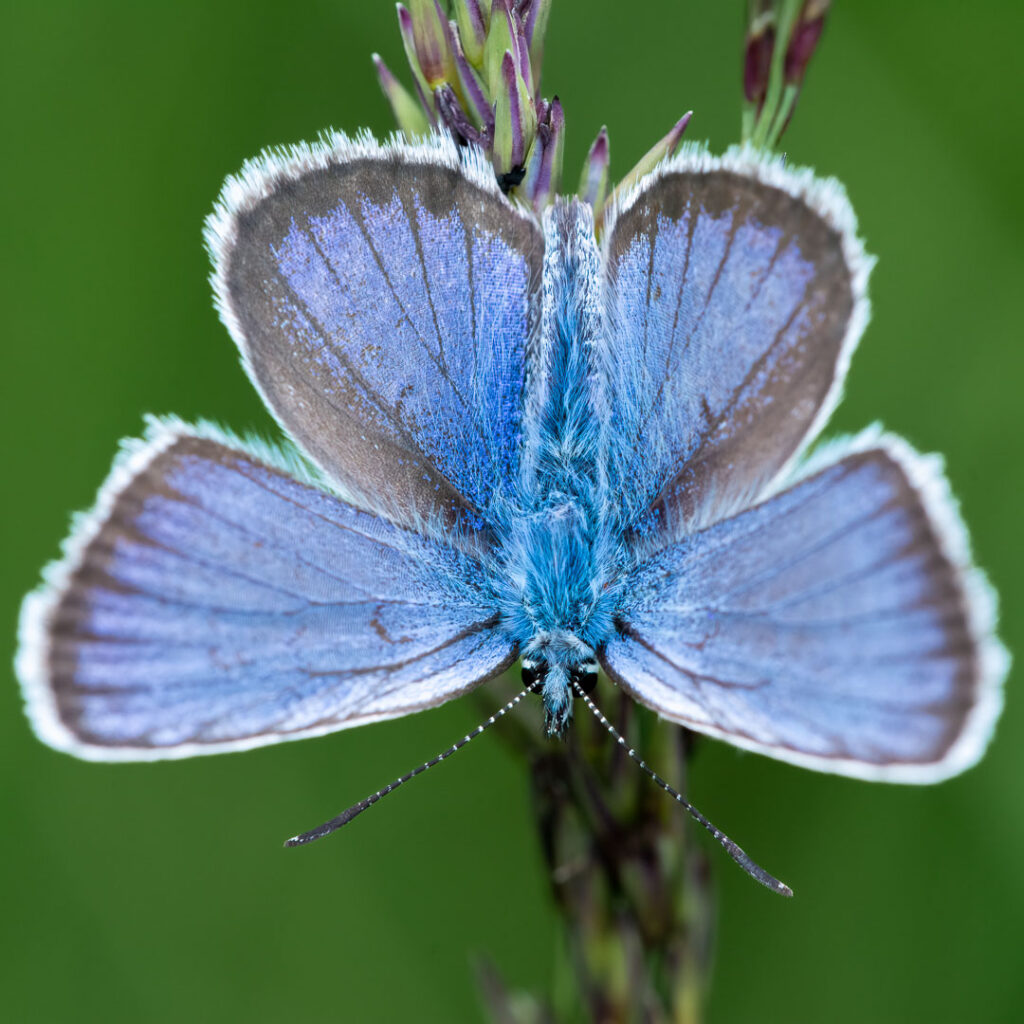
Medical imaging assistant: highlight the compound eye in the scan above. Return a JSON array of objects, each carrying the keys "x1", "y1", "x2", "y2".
[
  {"x1": 569, "y1": 659, "x2": 599, "y2": 696},
  {"x1": 521, "y1": 658, "x2": 545, "y2": 690}
]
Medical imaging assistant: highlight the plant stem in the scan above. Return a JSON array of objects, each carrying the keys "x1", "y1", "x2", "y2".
[{"x1": 476, "y1": 683, "x2": 715, "y2": 1023}]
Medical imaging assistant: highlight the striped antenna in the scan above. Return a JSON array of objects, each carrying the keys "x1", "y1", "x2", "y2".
[
  {"x1": 571, "y1": 680, "x2": 793, "y2": 897},
  {"x1": 285, "y1": 683, "x2": 536, "y2": 848}
]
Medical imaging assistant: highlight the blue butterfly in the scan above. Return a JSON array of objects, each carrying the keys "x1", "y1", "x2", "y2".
[{"x1": 16, "y1": 133, "x2": 1006, "y2": 879}]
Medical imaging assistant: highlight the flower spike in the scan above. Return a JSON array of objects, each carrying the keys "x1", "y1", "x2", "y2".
[
  {"x1": 376, "y1": 3, "x2": 696, "y2": 216},
  {"x1": 743, "y1": 0, "x2": 832, "y2": 150}
]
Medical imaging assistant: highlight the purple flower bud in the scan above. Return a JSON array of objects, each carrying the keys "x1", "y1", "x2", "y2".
[
  {"x1": 483, "y1": 0, "x2": 515, "y2": 95},
  {"x1": 744, "y1": 31, "x2": 774, "y2": 105},
  {"x1": 502, "y1": 50, "x2": 524, "y2": 166},
  {"x1": 521, "y1": 0, "x2": 552, "y2": 91},
  {"x1": 518, "y1": 95, "x2": 564, "y2": 209},
  {"x1": 396, "y1": 3, "x2": 436, "y2": 116},
  {"x1": 436, "y1": 84, "x2": 488, "y2": 146},
  {"x1": 539, "y1": 95, "x2": 565, "y2": 192},
  {"x1": 488, "y1": 0, "x2": 533, "y2": 91},
  {"x1": 578, "y1": 126, "x2": 610, "y2": 209},
  {"x1": 451, "y1": 0, "x2": 489, "y2": 66},
  {"x1": 373, "y1": 51, "x2": 400, "y2": 96},
  {"x1": 449, "y1": 19, "x2": 495, "y2": 130},
  {"x1": 492, "y1": 48, "x2": 536, "y2": 177},
  {"x1": 508, "y1": 4, "x2": 534, "y2": 88},
  {"x1": 743, "y1": 2, "x2": 776, "y2": 105},
  {"x1": 659, "y1": 111, "x2": 692, "y2": 159},
  {"x1": 409, "y1": 0, "x2": 455, "y2": 87},
  {"x1": 600, "y1": 113, "x2": 691, "y2": 226},
  {"x1": 373, "y1": 53, "x2": 430, "y2": 136},
  {"x1": 785, "y1": 0, "x2": 830, "y2": 85},
  {"x1": 520, "y1": 0, "x2": 548, "y2": 48}
]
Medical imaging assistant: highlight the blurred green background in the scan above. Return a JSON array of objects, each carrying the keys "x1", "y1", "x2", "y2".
[{"x1": 3, "y1": 1, "x2": 1022, "y2": 1020}]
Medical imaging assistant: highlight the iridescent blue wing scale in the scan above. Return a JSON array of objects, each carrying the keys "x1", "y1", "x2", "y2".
[
  {"x1": 600, "y1": 147, "x2": 1005, "y2": 779},
  {"x1": 599, "y1": 146, "x2": 871, "y2": 541},
  {"x1": 601, "y1": 435, "x2": 1005, "y2": 780},
  {"x1": 206, "y1": 133, "x2": 543, "y2": 540},
  {"x1": 18, "y1": 422, "x2": 515, "y2": 760}
]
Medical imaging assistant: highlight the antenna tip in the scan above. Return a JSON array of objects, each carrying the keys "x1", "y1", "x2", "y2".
[{"x1": 283, "y1": 825, "x2": 331, "y2": 847}]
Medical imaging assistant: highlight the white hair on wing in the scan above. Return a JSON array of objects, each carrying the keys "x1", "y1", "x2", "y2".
[
  {"x1": 767, "y1": 425, "x2": 1009, "y2": 782},
  {"x1": 16, "y1": 420, "x2": 180, "y2": 759},
  {"x1": 201, "y1": 128, "x2": 537, "y2": 536},
  {"x1": 19, "y1": 432, "x2": 149, "y2": 757},
  {"x1": 14, "y1": 416, "x2": 332, "y2": 759},
  {"x1": 203, "y1": 127, "x2": 527, "y2": 388},
  {"x1": 15, "y1": 415, "x2": 503, "y2": 762},
  {"x1": 601, "y1": 141, "x2": 875, "y2": 490},
  {"x1": 204, "y1": 128, "x2": 506, "y2": 273}
]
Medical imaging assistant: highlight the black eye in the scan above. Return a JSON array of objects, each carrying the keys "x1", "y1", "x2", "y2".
[
  {"x1": 521, "y1": 658, "x2": 545, "y2": 690},
  {"x1": 570, "y1": 659, "x2": 599, "y2": 696}
]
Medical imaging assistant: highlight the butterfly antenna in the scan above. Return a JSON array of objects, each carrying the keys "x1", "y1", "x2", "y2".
[
  {"x1": 285, "y1": 683, "x2": 536, "y2": 848},
  {"x1": 571, "y1": 681, "x2": 793, "y2": 897}
]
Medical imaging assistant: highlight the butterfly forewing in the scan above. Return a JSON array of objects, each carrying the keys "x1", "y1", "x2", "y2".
[
  {"x1": 602, "y1": 436, "x2": 1004, "y2": 781},
  {"x1": 600, "y1": 147, "x2": 871, "y2": 543},
  {"x1": 18, "y1": 425, "x2": 514, "y2": 760},
  {"x1": 207, "y1": 135, "x2": 543, "y2": 540}
]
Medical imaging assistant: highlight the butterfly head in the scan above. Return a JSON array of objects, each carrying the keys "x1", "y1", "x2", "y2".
[{"x1": 521, "y1": 647, "x2": 599, "y2": 738}]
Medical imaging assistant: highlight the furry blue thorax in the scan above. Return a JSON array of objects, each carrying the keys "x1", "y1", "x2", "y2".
[{"x1": 493, "y1": 200, "x2": 623, "y2": 735}]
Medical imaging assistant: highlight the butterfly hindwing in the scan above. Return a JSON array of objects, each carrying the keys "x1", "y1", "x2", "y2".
[
  {"x1": 601, "y1": 435, "x2": 1004, "y2": 780},
  {"x1": 206, "y1": 133, "x2": 543, "y2": 539},
  {"x1": 600, "y1": 146, "x2": 871, "y2": 541},
  {"x1": 17, "y1": 422, "x2": 514, "y2": 760}
]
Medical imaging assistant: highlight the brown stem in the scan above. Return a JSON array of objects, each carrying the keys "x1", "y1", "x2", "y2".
[{"x1": 473, "y1": 681, "x2": 715, "y2": 1023}]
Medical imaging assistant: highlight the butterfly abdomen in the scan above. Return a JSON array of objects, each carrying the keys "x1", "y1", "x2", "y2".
[{"x1": 492, "y1": 200, "x2": 621, "y2": 715}]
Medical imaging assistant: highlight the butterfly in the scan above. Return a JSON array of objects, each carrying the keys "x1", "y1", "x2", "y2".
[{"x1": 16, "y1": 132, "x2": 1006, "y2": 888}]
